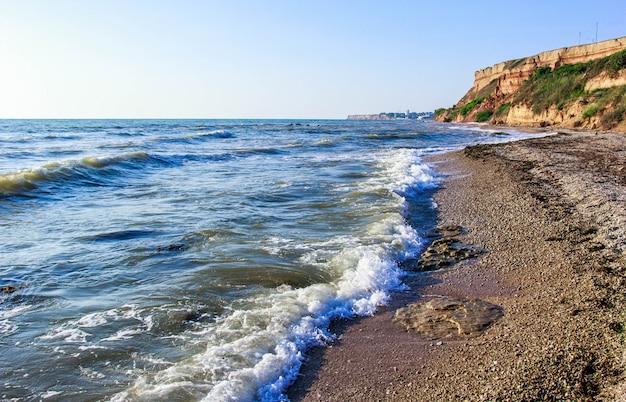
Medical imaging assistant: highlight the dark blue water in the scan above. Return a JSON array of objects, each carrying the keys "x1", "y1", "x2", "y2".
[{"x1": 0, "y1": 119, "x2": 541, "y2": 401}]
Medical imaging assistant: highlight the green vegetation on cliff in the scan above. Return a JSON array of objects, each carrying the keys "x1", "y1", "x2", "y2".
[
  {"x1": 459, "y1": 97, "x2": 485, "y2": 116},
  {"x1": 595, "y1": 86, "x2": 626, "y2": 126},
  {"x1": 514, "y1": 64, "x2": 587, "y2": 114},
  {"x1": 495, "y1": 102, "x2": 511, "y2": 116},
  {"x1": 514, "y1": 50, "x2": 626, "y2": 116},
  {"x1": 475, "y1": 110, "x2": 493, "y2": 122},
  {"x1": 434, "y1": 107, "x2": 447, "y2": 116},
  {"x1": 587, "y1": 48, "x2": 626, "y2": 77}
]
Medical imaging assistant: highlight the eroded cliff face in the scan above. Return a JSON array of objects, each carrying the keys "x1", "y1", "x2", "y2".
[
  {"x1": 438, "y1": 36, "x2": 626, "y2": 131},
  {"x1": 585, "y1": 69, "x2": 626, "y2": 92},
  {"x1": 504, "y1": 103, "x2": 589, "y2": 127},
  {"x1": 474, "y1": 37, "x2": 626, "y2": 97}
]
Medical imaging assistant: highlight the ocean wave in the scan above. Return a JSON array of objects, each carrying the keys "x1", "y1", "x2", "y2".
[
  {"x1": 151, "y1": 130, "x2": 236, "y2": 144},
  {"x1": 81, "y1": 152, "x2": 150, "y2": 168},
  {"x1": 349, "y1": 148, "x2": 439, "y2": 203},
  {"x1": 314, "y1": 138, "x2": 336, "y2": 147},
  {"x1": 233, "y1": 147, "x2": 286, "y2": 157},
  {"x1": 191, "y1": 130, "x2": 236, "y2": 140},
  {"x1": 112, "y1": 148, "x2": 434, "y2": 401},
  {"x1": 0, "y1": 133, "x2": 82, "y2": 143},
  {"x1": 79, "y1": 229, "x2": 160, "y2": 243},
  {"x1": 0, "y1": 151, "x2": 152, "y2": 197}
]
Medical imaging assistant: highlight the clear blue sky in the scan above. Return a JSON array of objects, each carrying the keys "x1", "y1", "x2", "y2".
[{"x1": 1, "y1": 0, "x2": 625, "y2": 119}]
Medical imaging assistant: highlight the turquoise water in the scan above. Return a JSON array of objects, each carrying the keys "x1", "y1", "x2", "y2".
[{"x1": 0, "y1": 119, "x2": 539, "y2": 401}]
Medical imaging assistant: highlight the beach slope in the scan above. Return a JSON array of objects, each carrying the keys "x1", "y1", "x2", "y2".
[{"x1": 289, "y1": 130, "x2": 626, "y2": 401}]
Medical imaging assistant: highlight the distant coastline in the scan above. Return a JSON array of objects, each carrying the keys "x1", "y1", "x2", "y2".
[{"x1": 347, "y1": 111, "x2": 434, "y2": 120}]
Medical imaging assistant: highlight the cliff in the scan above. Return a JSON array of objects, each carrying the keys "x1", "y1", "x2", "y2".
[{"x1": 437, "y1": 36, "x2": 626, "y2": 131}]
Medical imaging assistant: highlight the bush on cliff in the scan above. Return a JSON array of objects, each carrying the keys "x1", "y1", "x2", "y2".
[
  {"x1": 476, "y1": 110, "x2": 494, "y2": 122},
  {"x1": 446, "y1": 109, "x2": 459, "y2": 122},
  {"x1": 532, "y1": 66, "x2": 552, "y2": 78},
  {"x1": 583, "y1": 104, "x2": 599, "y2": 119},
  {"x1": 460, "y1": 97, "x2": 486, "y2": 116},
  {"x1": 593, "y1": 85, "x2": 626, "y2": 126},
  {"x1": 495, "y1": 102, "x2": 511, "y2": 116}
]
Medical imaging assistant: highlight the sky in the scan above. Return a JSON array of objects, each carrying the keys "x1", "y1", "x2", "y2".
[{"x1": 0, "y1": 1, "x2": 625, "y2": 119}]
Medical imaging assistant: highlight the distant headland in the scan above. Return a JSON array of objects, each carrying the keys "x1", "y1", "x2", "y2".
[{"x1": 348, "y1": 111, "x2": 434, "y2": 120}]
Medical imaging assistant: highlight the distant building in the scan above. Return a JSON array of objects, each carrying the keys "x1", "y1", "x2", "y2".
[{"x1": 347, "y1": 110, "x2": 434, "y2": 120}]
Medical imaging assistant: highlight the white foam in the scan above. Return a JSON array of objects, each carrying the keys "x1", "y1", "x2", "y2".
[
  {"x1": 75, "y1": 312, "x2": 109, "y2": 328},
  {"x1": 100, "y1": 327, "x2": 144, "y2": 342},
  {"x1": 0, "y1": 304, "x2": 32, "y2": 335},
  {"x1": 260, "y1": 237, "x2": 312, "y2": 256},
  {"x1": 41, "y1": 327, "x2": 92, "y2": 343},
  {"x1": 79, "y1": 366, "x2": 106, "y2": 380},
  {"x1": 0, "y1": 320, "x2": 17, "y2": 336},
  {"x1": 39, "y1": 304, "x2": 152, "y2": 344},
  {"x1": 41, "y1": 390, "x2": 63, "y2": 399},
  {"x1": 375, "y1": 148, "x2": 439, "y2": 197}
]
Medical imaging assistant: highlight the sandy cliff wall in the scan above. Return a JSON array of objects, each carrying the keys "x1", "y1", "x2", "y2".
[{"x1": 472, "y1": 36, "x2": 626, "y2": 98}]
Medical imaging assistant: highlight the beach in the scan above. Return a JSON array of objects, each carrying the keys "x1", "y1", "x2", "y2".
[{"x1": 289, "y1": 130, "x2": 626, "y2": 401}]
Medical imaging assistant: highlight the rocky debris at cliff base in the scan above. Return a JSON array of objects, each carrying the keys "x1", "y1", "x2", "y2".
[
  {"x1": 417, "y1": 236, "x2": 486, "y2": 271},
  {"x1": 393, "y1": 296, "x2": 503, "y2": 338}
]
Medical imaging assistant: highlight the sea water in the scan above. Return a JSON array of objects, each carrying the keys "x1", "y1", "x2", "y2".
[{"x1": 0, "y1": 119, "x2": 539, "y2": 401}]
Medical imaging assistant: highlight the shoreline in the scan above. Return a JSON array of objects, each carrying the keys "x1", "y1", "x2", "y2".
[{"x1": 288, "y1": 130, "x2": 626, "y2": 400}]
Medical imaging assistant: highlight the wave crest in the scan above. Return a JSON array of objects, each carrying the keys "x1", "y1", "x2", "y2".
[{"x1": 0, "y1": 151, "x2": 151, "y2": 196}]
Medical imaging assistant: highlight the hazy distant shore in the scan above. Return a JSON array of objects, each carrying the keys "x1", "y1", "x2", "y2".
[{"x1": 289, "y1": 129, "x2": 626, "y2": 400}]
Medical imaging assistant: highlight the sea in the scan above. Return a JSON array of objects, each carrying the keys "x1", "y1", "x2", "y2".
[{"x1": 0, "y1": 119, "x2": 541, "y2": 401}]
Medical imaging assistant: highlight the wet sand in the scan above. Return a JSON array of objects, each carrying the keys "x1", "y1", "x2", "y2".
[{"x1": 288, "y1": 130, "x2": 626, "y2": 401}]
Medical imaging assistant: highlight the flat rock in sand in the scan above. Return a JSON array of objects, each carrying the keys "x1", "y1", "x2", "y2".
[
  {"x1": 393, "y1": 296, "x2": 503, "y2": 338},
  {"x1": 417, "y1": 237, "x2": 486, "y2": 271}
]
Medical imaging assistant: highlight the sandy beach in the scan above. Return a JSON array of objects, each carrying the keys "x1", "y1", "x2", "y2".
[{"x1": 288, "y1": 130, "x2": 626, "y2": 401}]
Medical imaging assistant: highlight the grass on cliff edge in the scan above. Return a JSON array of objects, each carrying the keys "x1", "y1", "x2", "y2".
[
  {"x1": 514, "y1": 64, "x2": 586, "y2": 114},
  {"x1": 514, "y1": 49, "x2": 626, "y2": 118}
]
